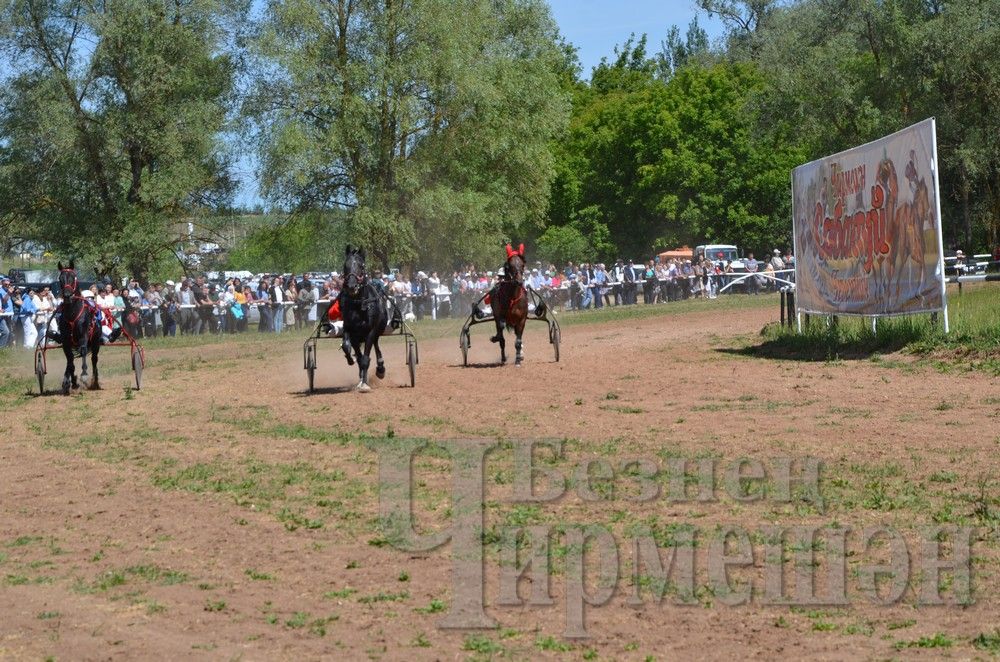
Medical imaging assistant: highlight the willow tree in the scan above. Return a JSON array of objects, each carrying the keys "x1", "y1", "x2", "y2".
[
  {"x1": 249, "y1": 0, "x2": 570, "y2": 270},
  {"x1": 0, "y1": 0, "x2": 243, "y2": 281}
]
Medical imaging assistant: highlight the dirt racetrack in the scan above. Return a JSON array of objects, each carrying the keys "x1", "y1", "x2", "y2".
[{"x1": 1, "y1": 295, "x2": 998, "y2": 660}]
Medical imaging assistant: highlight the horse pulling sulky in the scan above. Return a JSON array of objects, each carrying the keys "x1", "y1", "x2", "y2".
[
  {"x1": 459, "y1": 243, "x2": 560, "y2": 366},
  {"x1": 34, "y1": 261, "x2": 145, "y2": 395},
  {"x1": 302, "y1": 246, "x2": 418, "y2": 392}
]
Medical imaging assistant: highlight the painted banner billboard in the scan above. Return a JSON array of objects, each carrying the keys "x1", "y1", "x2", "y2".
[{"x1": 792, "y1": 118, "x2": 947, "y2": 316}]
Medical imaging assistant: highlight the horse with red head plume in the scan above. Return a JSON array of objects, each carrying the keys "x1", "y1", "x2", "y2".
[{"x1": 490, "y1": 243, "x2": 528, "y2": 365}]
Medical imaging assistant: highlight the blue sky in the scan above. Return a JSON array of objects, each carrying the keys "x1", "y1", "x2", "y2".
[
  {"x1": 235, "y1": 1, "x2": 726, "y2": 208},
  {"x1": 547, "y1": 0, "x2": 725, "y2": 76}
]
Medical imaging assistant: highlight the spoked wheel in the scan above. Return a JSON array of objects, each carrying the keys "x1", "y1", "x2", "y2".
[
  {"x1": 460, "y1": 329, "x2": 470, "y2": 366},
  {"x1": 305, "y1": 343, "x2": 317, "y2": 393},
  {"x1": 550, "y1": 324, "x2": 561, "y2": 363},
  {"x1": 34, "y1": 350, "x2": 46, "y2": 394},
  {"x1": 132, "y1": 347, "x2": 144, "y2": 390},
  {"x1": 407, "y1": 340, "x2": 417, "y2": 388}
]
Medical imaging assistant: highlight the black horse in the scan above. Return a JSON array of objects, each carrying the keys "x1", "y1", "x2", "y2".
[
  {"x1": 489, "y1": 244, "x2": 529, "y2": 365},
  {"x1": 54, "y1": 261, "x2": 104, "y2": 394},
  {"x1": 340, "y1": 246, "x2": 390, "y2": 392}
]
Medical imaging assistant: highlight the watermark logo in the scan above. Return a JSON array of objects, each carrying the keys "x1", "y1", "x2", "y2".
[{"x1": 371, "y1": 439, "x2": 974, "y2": 638}]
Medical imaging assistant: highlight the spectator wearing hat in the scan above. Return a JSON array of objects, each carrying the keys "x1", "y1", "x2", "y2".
[
  {"x1": 770, "y1": 249, "x2": 785, "y2": 272},
  {"x1": 954, "y1": 249, "x2": 968, "y2": 275},
  {"x1": 529, "y1": 268, "x2": 543, "y2": 290}
]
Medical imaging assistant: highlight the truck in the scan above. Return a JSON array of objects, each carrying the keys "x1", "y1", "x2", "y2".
[{"x1": 693, "y1": 244, "x2": 751, "y2": 271}]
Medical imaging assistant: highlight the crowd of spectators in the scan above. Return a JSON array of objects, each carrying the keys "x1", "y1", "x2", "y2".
[{"x1": 0, "y1": 248, "x2": 795, "y2": 350}]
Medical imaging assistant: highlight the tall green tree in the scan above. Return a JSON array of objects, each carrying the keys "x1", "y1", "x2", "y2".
[
  {"x1": 746, "y1": 0, "x2": 1000, "y2": 250},
  {"x1": 0, "y1": 0, "x2": 243, "y2": 281},
  {"x1": 249, "y1": 0, "x2": 569, "y2": 271}
]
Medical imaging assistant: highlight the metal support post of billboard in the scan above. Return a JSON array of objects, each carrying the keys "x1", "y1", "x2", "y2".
[{"x1": 931, "y1": 118, "x2": 950, "y2": 335}]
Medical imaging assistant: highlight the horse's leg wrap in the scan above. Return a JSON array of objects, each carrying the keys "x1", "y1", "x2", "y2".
[
  {"x1": 375, "y1": 340, "x2": 385, "y2": 379},
  {"x1": 62, "y1": 345, "x2": 75, "y2": 394},
  {"x1": 357, "y1": 353, "x2": 371, "y2": 391},
  {"x1": 90, "y1": 348, "x2": 100, "y2": 390},
  {"x1": 515, "y1": 338, "x2": 524, "y2": 365}
]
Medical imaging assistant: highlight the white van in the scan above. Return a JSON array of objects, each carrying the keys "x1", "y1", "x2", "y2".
[{"x1": 694, "y1": 244, "x2": 747, "y2": 271}]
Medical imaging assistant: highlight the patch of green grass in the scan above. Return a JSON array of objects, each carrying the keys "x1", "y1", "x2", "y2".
[
  {"x1": 8, "y1": 536, "x2": 43, "y2": 547},
  {"x1": 324, "y1": 587, "x2": 357, "y2": 599},
  {"x1": 463, "y1": 634, "x2": 503, "y2": 655},
  {"x1": 357, "y1": 590, "x2": 409, "y2": 604},
  {"x1": 973, "y1": 629, "x2": 1000, "y2": 651},
  {"x1": 536, "y1": 635, "x2": 573, "y2": 652},
  {"x1": 125, "y1": 565, "x2": 188, "y2": 585},
  {"x1": 414, "y1": 598, "x2": 446, "y2": 614},
  {"x1": 745, "y1": 286, "x2": 1000, "y2": 372},
  {"x1": 285, "y1": 611, "x2": 309, "y2": 628},
  {"x1": 204, "y1": 600, "x2": 227, "y2": 612},
  {"x1": 245, "y1": 568, "x2": 273, "y2": 581},
  {"x1": 37, "y1": 611, "x2": 60, "y2": 620},
  {"x1": 894, "y1": 633, "x2": 952, "y2": 650},
  {"x1": 94, "y1": 570, "x2": 127, "y2": 591}
]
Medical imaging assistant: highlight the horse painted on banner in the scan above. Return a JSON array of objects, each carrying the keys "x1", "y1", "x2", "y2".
[
  {"x1": 53, "y1": 261, "x2": 117, "y2": 394},
  {"x1": 339, "y1": 245, "x2": 390, "y2": 392},
  {"x1": 877, "y1": 155, "x2": 929, "y2": 303},
  {"x1": 488, "y1": 243, "x2": 529, "y2": 366}
]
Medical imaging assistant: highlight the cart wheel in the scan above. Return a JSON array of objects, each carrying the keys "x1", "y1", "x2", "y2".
[
  {"x1": 407, "y1": 341, "x2": 416, "y2": 387},
  {"x1": 460, "y1": 329, "x2": 470, "y2": 366},
  {"x1": 305, "y1": 344, "x2": 317, "y2": 393},
  {"x1": 132, "y1": 347, "x2": 144, "y2": 390},
  {"x1": 551, "y1": 325, "x2": 560, "y2": 363},
  {"x1": 35, "y1": 351, "x2": 45, "y2": 394}
]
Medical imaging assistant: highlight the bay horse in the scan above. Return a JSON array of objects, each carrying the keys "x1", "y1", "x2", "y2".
[
  {"x1": 54, "y1": 261, "x2": 104, "y2": 394},
  {"x1": 489, "y1": 243, "x2": 529, "y2": 366},
  {"x1": 339, "y1": 245, "x2": 389, "y2": 392}
]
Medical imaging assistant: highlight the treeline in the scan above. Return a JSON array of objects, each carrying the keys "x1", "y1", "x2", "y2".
[
  {"x1": 1, "y1": 0, "x2": 998, "y2": 280},
  {"x1": 543, "y1": 0, "x2": 1000, "y2": 264}
]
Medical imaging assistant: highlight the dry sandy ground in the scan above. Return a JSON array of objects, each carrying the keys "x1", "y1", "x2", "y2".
[{"x1": 0, "y1": 298, "x2": 998, "y2": 660}]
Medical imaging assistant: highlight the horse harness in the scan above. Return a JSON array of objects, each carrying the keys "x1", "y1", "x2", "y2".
[{"x1": 57, "y1": 268, "x2": 99, "y2": 349}]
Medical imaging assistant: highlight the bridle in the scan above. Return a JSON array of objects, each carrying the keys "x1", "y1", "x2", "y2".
[
  {"x1": 60, "y1": 268, "x2": 79, "y2": 299},
  {"x1": 344, "y1": 259, "x2": 367, "y2": 299},
  {"x1": 504, "y1": 255, "x2": 525, "y2": 285}
]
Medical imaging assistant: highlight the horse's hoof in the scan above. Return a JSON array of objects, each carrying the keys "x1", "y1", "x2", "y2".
[
  {"x1": 356, "y1": 382, "x2": 372, "y2": 393},
  {"x1": 376, "y1": 365, "x2": 386, "y2": 379}
]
